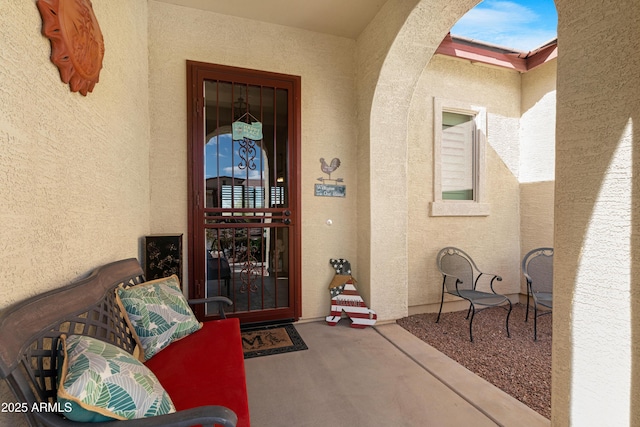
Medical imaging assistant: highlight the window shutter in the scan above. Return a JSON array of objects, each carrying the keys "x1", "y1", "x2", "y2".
[{"x1": 442, "y1": 119, "x2": 475, "y2": 200}]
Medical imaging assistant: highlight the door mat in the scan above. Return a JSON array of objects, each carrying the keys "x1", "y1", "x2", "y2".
[{"x1": 241, "y1": 324, "x2": 308, "y2": 359}]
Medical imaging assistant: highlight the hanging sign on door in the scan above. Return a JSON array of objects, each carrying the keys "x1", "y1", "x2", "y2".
[{"x1": 232, "y1": 121, "x2": 263, "y2": 140}]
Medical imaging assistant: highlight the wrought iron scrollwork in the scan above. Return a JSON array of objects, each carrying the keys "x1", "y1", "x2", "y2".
[
  {"x1": 238, "y1": 138, "x2": 257, "y2": 171},
  {"x1": 239, "y1": 254, "x2": 260, "y2": 293}
]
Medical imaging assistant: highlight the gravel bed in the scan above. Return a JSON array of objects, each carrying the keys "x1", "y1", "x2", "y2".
[{"x1": 397, "y1": 303, "x2": 551, "y2": 419}]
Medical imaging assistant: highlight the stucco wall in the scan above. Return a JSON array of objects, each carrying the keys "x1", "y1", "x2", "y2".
[
  {"x1": 147, "y1": 1, "x2": 359, "y2": 321},
  {"x1": 407, "y1": 55, "x2": 522, "y2": 312},
  {"x1": 520, "y1": 60, "x2": 556, "y2": 184},
  {"x1": 0, "y1": 1, "x2": 150, "y2": 425},
  {"x1": 553, "y1": 0, "x2": 640, "y2": 424},
  {"x1": 520, "y1": 181, "x2": 554, "y2": 292},
  {"x1": 519, "y1": 60, "x2": 556, "y2": 291},
  {"x1": 354, "y1": 0, "x2": 421, "y2": 321}
]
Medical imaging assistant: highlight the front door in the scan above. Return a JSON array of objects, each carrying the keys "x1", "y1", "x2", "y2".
[{"x1": 187, "y1": 62, "x2": 301, "y2": 324}]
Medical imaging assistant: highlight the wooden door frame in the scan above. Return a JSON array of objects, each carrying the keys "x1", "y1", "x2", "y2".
[{"x1": 186, "y1": 61, "x2": 302, "y2": 322}]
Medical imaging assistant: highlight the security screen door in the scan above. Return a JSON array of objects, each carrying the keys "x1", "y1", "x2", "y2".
[{"x1": 187, "y1": 62, "x2": 301, "y2": 324}]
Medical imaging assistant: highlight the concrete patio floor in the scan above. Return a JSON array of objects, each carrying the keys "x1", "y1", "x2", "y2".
[{"x1": 244, "y1": 320, "x2": 550, "y2": 427}]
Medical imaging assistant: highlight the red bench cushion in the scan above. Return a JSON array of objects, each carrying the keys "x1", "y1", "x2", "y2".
[{"x1": 144, "y1": 318, "x2": 250, "y2": 427}]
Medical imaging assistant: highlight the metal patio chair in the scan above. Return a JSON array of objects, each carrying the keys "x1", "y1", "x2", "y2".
[
  {"x1": 522, "y1": 247, "x2": 553, "y2": 340},
  {"x1": 436, "y1": 247, "x2": 512, "y2": 342}
]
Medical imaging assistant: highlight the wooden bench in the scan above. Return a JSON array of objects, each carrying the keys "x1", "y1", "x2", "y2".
[{"x1": 0, "y1": 258, "x2": 250, "y2": 427}]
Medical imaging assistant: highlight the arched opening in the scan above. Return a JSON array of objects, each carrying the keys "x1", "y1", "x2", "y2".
[
  {"x1": 357, "y1": 0, "x2": 485, "y2": 321},
  {"x1": 361, "y1": 0, "x2": 639, "y2": 424}
]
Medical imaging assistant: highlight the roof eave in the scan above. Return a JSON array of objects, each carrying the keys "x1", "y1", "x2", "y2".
[{"x1": 436, "y1": 33, "x2": 558, "y2": 72}]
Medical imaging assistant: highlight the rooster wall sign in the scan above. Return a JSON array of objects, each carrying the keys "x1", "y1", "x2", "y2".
[{"x1": 315, "y1": 157, "x2": 346, "y2": 197}]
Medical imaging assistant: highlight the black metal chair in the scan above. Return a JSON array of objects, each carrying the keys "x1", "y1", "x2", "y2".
[
  {"x1": 436, "y1": 247, "x2": 512, "y2": 342},
  {"x1": 522, "y1": 247, "x2": 553, "y2": 340},
  {"x1": 208, "y1": 250, "x2": 232, "y2": 296}
]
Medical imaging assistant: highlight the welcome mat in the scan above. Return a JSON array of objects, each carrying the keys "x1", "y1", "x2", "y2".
[{"x1": 241, "y1": 324, "x2": 308, "y2": 359}]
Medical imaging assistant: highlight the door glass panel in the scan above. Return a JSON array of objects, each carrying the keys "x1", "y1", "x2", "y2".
[
  {"x1": 204, "y1": 223, "x2": 290, "y2": 314},
  {"x1": 202, "y1": 80, "x2": 290, "y2": 316}
]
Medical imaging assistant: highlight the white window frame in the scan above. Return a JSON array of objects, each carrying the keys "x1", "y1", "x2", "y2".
[{"x1": 431, "y1": 97, "x2": 490, "y2": 216}]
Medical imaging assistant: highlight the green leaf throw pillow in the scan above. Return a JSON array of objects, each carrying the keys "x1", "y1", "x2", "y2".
[
  {"x1": 57, "y1": 335, "x2": 175, "y2": 422},
  {"x1": 116, "y1": 275, "x2": 202, "y2": 361}
]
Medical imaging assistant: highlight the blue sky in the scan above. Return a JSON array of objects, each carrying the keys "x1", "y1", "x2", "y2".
[
  {"x1": 451, "y1": 0, "x2": 557, "y2": 52},
  {"x1": 206, "y1": 134, "x2": 263, "y2": 180}
]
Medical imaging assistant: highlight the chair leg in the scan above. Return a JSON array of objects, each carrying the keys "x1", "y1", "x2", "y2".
[
  {"x1": 525, "y1": 288, "x2": 530, "y2": 322},
  {"x1": 465, "y1": 304, "x2": 472, "y2": 320},
  {"x1": 468, "y1": 305, "x2": 475, "y2": 342},
  {"x1": 533, "y1": 304, "x2": 538, "y2": 341},
  {"x1": 505, "y1": 300, "x2": 512, "y2": 338},
  {"x1": 436, "y1": 295, "x2": 444, "y2": 323},
  {"x1": 436, "y1": 280, "x2": 445, "y2": 323}
]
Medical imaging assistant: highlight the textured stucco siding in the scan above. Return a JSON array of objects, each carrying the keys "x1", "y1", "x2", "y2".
[
  {"x1": 0, "y1": 0, "x2": 150, "y2": 306},
  {"x1": 519, "y1": 60, "x2": 556, "y2": 289},
  {"x1": 0, "y1": 1, "x2": 150, "y2": 425},
  {"x1": 519, "y1": 181, "x2": 554, "y2": 293},
  {"x1": 407, "y1": 55, "x2": 522, "y2": 311},
  {"x1": 353, "y1": 0, "x2": 423, "y2": 322},
  {"x1": 147, "y1": 1, "x2": 359, "y2": 321},
  {"x1": 520, "y1": 60, "x2": 556, "y2": 183},
  {"x1": 553, "y1": 0, "x2": 640, "y2": 425}
]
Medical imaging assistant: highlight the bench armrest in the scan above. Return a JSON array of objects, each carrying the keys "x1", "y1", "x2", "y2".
[
  {"x1": 34, "y1": 405, "x2": 237, "y2": 427},
  {"x1": 188, "y1": 296, "x2": 233, "y2": 318}
]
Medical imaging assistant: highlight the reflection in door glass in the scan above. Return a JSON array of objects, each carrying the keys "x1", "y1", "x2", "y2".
[
  {"x1": 204, "y1": 225, "x2": 289, "y2": 315},
  {"x1": 203, "y1": 83, "x2": 288, "y2": 210},
  {"x1": 205, "y1": 134, "x2": 267, "y2": 209},
  {"x1": 202, "y1": 81, "x2": 290, "y2": 316}
]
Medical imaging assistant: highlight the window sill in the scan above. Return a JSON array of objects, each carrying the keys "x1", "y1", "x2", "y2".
[{"x1": 430, "y1": 201, "x2": 490, "y2": 217}]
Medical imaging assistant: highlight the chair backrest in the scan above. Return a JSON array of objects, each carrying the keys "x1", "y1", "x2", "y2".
[
  {"x1": 437, "y1": 247, "x2": 480, "y2": 292},
  {"x1": 522, "y1": 247, "x2": 553, "y2": 294}
]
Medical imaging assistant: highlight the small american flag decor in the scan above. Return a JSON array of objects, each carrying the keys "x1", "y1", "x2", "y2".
[{"x1": 325, "y1": 258, "x2": 377, "y2": 328}]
